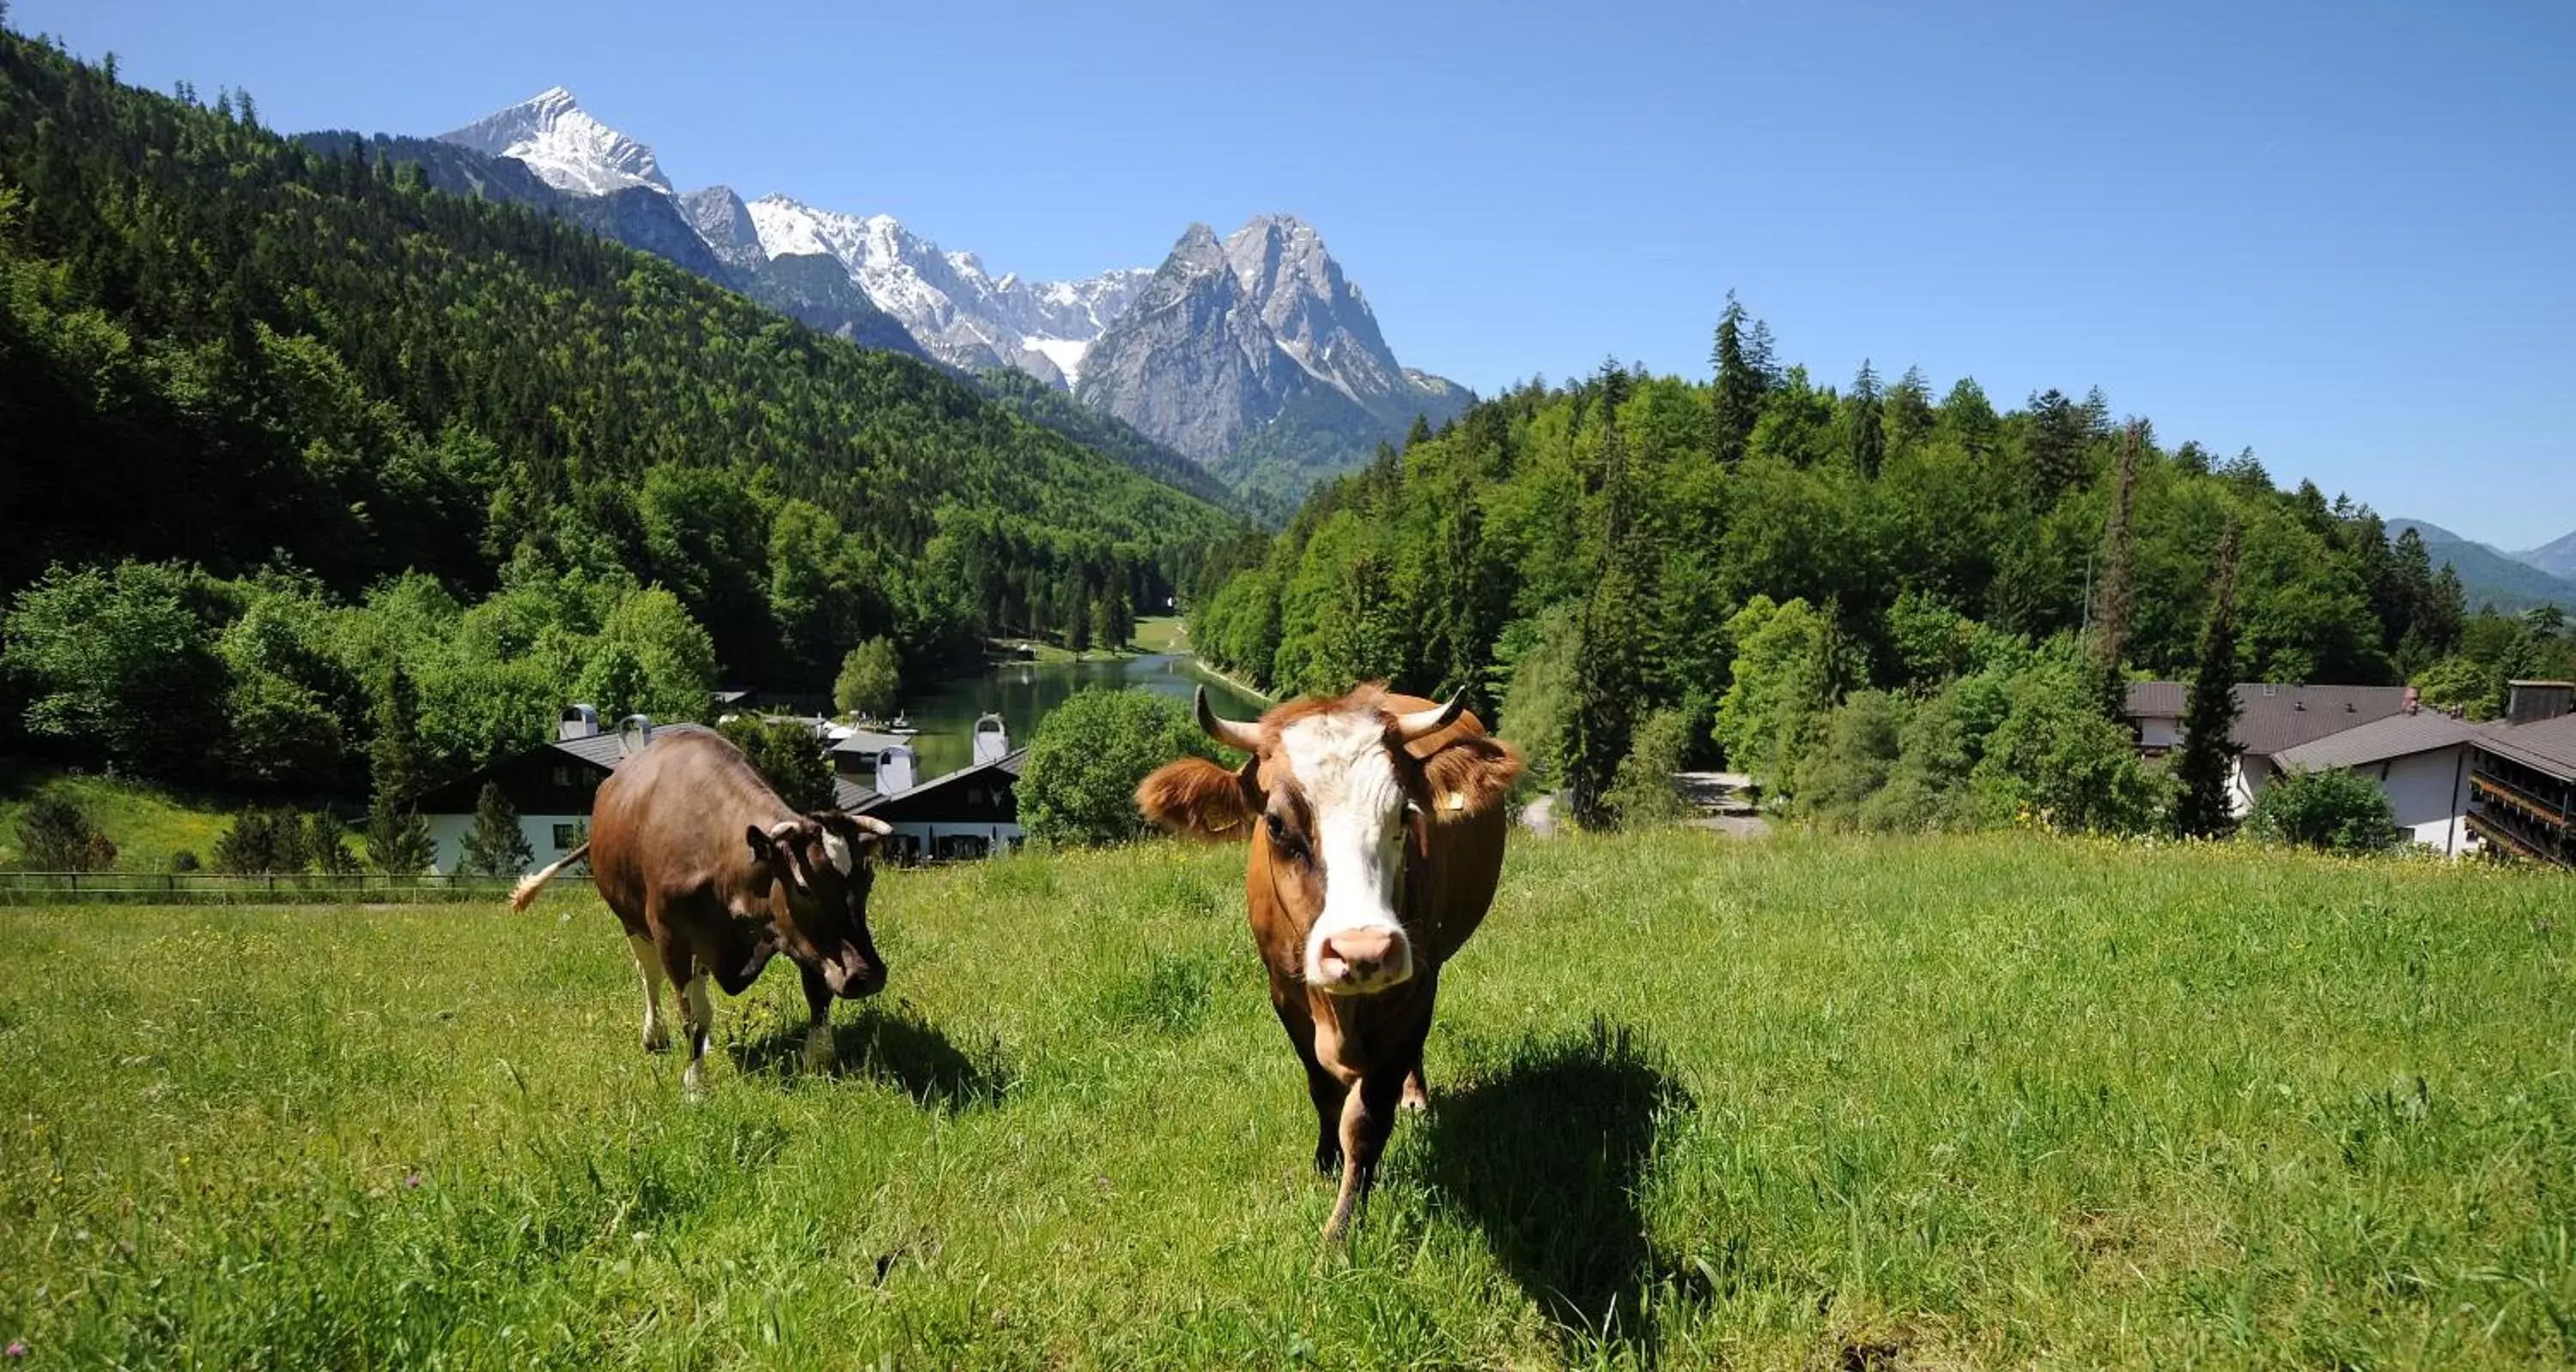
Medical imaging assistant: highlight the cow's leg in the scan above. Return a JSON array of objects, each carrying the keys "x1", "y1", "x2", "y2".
[
  {"x1": 628, "y1": 933, "x2": 671, "y2": 1053},
  {"x1": 661, "y1": 938, "x2": 713, "y2": 1097},
  {"x1": 1271, "y1": 997, "x2": 1345, "y2": 1175},
  {"x1": 1321, "y1": 1067, "x2": 1408, "y2": 1244},
  {"x1": 798, "y1": 962, "x2": 836, "y2": 1073},
  {"x1": 1401, "y1": 1055, "x2": 1429, "y2": 1113}
]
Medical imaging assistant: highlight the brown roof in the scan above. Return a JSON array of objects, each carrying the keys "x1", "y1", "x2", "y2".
[
  {"x1": 2123, "y1": 682, "x2": 2412, "y2": 758},
  {"x1": 2273, "y1": 711, "x2": 2481, "y2": 771}
]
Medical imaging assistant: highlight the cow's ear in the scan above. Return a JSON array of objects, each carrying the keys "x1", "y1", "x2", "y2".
[
  {"x1": 1137, "y1": 756, "x2": 1258, "y2": 841},
  {"x1": 1421, "y1": 734, "x2": 1523, "y2": 822},
  {"x1": 745, "y1": 824, "x2": 774, "y2": 864}
]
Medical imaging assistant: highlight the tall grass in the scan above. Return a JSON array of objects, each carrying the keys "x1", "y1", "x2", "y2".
[{"x1": 2, "y1": 832, "x2": 2571, "y2": 1368}]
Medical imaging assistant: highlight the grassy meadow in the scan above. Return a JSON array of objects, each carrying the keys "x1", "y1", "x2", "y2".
[
  {"x1": 3, "y1": 831, "x2": 2573, "y2": 1369},
  {"x1": 0, "y1": 765, "x2": 232, "y2": 873}
]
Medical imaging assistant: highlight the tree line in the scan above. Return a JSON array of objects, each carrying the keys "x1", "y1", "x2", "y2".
[
  {"x1": 0, "y1": 27, "x2": 1249, "y2": 800},
  {"x1": 1189, "y1": 295, "x2": 2576, "y2": 834}
]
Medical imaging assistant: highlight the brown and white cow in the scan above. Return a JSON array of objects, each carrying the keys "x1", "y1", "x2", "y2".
[
  {"x1": 510, "y1": 725, "x2": 892, "y2": 1094},
  {"x1": 1138, "y1": 685, "x2": 1522, "y2": 1241}
]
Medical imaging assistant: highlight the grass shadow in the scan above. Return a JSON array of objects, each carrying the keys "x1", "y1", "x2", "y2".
[
  {"x1": 1422, "y1": 1018, "x2": 1702, "y2": 1362},
  {"x1": 730, "y1": 995, "x2": 1011, "y2": 1111}
]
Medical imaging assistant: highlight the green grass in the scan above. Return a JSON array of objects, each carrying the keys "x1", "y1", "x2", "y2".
[
  {"x1": 1130, "y1": 616, "x2": 1189, "y2": 654},
  {"x1": 3, "y1": 832, "x2": 2574, "y2": 1368},
  {"x1": 0, "y1": 764, "x2": 231, "y2": 872}
]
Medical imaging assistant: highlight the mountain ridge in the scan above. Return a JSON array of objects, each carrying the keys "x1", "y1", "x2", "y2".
[
  {"x1": 419, "y1": 88, "x2": 1466, "y2": 495},
  {"x1": 2387, "y1": 519, "x2": 2576, "y2": 614}
]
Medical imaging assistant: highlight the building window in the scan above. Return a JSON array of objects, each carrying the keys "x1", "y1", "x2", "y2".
[
  {"x1": 552, "y1": 823, "x2": 579, "y2": 851},
  {"x1": 551, "y1": 765, "x2": 574, "y2": 787}
]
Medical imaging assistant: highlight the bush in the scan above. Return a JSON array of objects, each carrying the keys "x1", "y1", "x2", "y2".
[
  {"x1": 717, "y1": 716, "x2": 835, "y2": 812},
  {"x1": 2247, "y1": 768, "x2": 2401, "y2": 853},
  {"x1": 1021, "y1": 689, "x2": 1216, "y2": 847},
  {"x1": 1795, "y1": 691, "x2": 1906, "y2": 828},
  {"x1": 1603, "y1": 707, "x2": 1691, "y2": 829},
  {"x1": 16, "y1": 792, "x2": 118, "y2": 871},
  {"x1": 305, "y1": 812, "x2": 359, "y2": 875},
  {"x1": 834, "y1": 638, "x2": 902, "y2": 719},
  {"x1": 167, "y1": 849, "x2": 202, "y2": 873},
  {"x1": 212, "y1": 809, "x2": 308, "y2": 874}
]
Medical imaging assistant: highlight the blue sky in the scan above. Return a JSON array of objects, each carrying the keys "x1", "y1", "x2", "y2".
[{"x1": 22, "y1": 0, "x2": 2575, "y2": 547}]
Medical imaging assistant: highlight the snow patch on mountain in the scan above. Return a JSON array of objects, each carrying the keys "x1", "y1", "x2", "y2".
[{"x1": 439, "y1": 87, "x2": 671, "y2": 197}]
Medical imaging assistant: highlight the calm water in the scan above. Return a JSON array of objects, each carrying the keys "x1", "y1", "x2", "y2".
[{"x1": 893, "y1": 653, "x2": 1269, "y2": 779}]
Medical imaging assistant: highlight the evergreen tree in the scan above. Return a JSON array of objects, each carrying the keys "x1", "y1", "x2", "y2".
[
  {"x1": 1847, "y1": 360, "x2": 1886, "y2": 477},
  {"x1": 364, "y1": 663, "x2": 435, "y2": 876},
  {"x1": 1566, "y1": 405, "x2": 1651, "y2": 827},
  {"x1": 1709, "y1": 292, "x2": 1771, "y2": 464},
  {"x1": 2172, "y1": 519, "x2": 2245, "y2": 838},
  {"x1": 1886, "y1": 364, "x2": 1935, "y2": 458},
  {"x1": 458, "y1": 781, "x2": 534, "y2": 877},
  {"x1": 2087, "y1": 422, "x2": 2141, "y2": 717},
  {"x1": 2024, "y1": 388, "x2": 2090, "y2": 507},
  {"x1": 305, "y1": 812, "x2": 358, "y2": 874}
]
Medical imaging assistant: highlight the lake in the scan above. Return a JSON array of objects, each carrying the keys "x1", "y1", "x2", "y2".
[{"x1": 890, "y1": 653, "x2": 1269, "y2": 779}]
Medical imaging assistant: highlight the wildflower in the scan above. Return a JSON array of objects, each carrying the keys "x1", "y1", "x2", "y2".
[
  {"x1": 6, "y1": 1339, "x2": 25, "y2": 1358},
  {"x1": 404, "y1": 1171, "x2": 423, "y2": 1190}
]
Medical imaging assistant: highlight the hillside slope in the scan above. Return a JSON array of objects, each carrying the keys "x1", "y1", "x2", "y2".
[
  {"x1": 0, "y1": 31, "x2": 1242, "y2": 683},
  {"x1": 2388, "y1": 519, "x2": 2576, "y2": 613}
]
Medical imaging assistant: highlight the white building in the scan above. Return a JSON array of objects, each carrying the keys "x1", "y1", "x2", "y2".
[
  {"x1": 2124, "y1": 682, "x2": 2415, "y2": 817},
  {"x1": 415, "y1": 706, "x2": 651, "y2": 876},
  {"x1": 2270, "y1": 711, "x2": 2484, "y2": 854}
]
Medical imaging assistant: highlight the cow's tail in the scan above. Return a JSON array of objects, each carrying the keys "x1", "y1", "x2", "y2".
[{"x1": 510, "y1": 844, "x2": 590, "y2": 913}]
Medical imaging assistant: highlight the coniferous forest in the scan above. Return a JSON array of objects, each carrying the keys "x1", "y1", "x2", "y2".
[
  {"x1": 0, "y1": 29, "x2": 1243, "y2": 795},
  {"x1": 1188, "y1": 300, "x2": 2576, "y2": 830}
]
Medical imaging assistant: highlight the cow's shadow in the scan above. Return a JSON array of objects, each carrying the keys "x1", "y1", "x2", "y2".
[
  {"x1": 1419, "y1": 1018, "x2": 1703, "y2": 1361},
  {"x1": 731, "y1": 997, "x2": 1009, "y2": 1111}
]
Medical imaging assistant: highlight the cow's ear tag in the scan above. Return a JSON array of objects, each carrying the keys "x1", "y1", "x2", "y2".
[{"x1": 1445, "y1": 792, "x2": 1467, "y2": 812}]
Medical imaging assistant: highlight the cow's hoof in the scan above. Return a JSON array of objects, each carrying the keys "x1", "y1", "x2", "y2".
[
  {"x1": 642, "y1": 1026, "x2": 671, "y2": 1053},
  {"x1": 683, "y1": 1062, "x2": 708, "y2": 1100}
]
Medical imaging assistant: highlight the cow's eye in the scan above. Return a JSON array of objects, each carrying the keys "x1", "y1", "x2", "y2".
[{"x1": 1264, "y1": 812, "x2": 1303, "y2": 857}]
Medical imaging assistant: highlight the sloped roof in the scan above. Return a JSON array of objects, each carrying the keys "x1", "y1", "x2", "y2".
[
  {"x1": 2476, "y1": 713, "x2": 2576, "y2": 779},
  {"x1": 847, "y1": 748, "x2": 1027, "y2": 817},
  {"x1": 2274, "y1": 711, "x2": 2481, "y2": 771},
  {"x1": 833, "y1": 775, "x2": 879, "y2": 811},
  {"x1": 2123, "y1": 683, "x2": 2410, "y2": 758},
  {"x1": 828, "y1": 729, "x2": 913, "y2": 757}
]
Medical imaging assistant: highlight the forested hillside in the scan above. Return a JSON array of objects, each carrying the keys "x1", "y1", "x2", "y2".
[
  {"x1": 1190, "y1": 301, "x2": 2576, "y2": 827},
  {"x1": 0, "y1": 28, "x2": 1242, "y2": 795}
]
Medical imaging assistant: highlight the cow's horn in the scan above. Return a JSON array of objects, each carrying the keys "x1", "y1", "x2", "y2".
[
  {"x1": 1392, "y1": 689, "x2": 1467, "y2": 744},
  {"x1": 1196, "y1": 687, "x2": 1263, "y2": 753},
  {"x1": 848, "y1": 814, "x2": 893, "y2": 836}
]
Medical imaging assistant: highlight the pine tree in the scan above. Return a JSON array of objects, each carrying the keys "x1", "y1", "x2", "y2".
[
  {"x1": 2173, "y1": 519, "x2": 2245, "y2": 838},
  {"x1": 2088, "y1": 422, "x2": 2142, "y2": 717},
  {"x1": 1567, "y1": 404, "x2": 1652, "y2": 827},
  {"x1": 364, "y1": 664, "x2": 435, "y2": 876},
  {"x1": 458, "y1": 781, "x2": 534, "y2": 877},
  {"x1": 1886, "y1": 364, "x2": 1935, "y2": 458},
  {"x1": 2024, "y1": 388, "x2": 2089, "y2": 507},
  {"x1": 1709, "y1": 292, "x2": 1771, "y2": 464},
  {"x1": 1848, "y1": 360, "x2": 1886, "y2": 477}
]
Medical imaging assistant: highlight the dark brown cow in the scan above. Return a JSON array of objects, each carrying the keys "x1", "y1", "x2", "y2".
[
  {"x1": 510, "y1": 725, "x2": 892, "y2": 1094},
  {"x1": 1138, "y1": 685, "x2": 1522, "y2": 1240}
]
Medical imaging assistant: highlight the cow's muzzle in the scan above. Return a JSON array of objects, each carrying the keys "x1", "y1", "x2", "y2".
[
  {"x1": 1309, "y1": 924, "x2": 1413, "y2": 995},
  {"x1": 820, "y1": 949, "x2": 884, "y2": 999}
]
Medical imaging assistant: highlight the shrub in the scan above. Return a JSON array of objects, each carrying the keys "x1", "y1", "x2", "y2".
[
  {"x1": 717, "y1": 716, "x2": 835, "y2": 812},
  {"x1": 1795, "y1": 691, "x2": 1906, "y2": 829},
  {"x1": 834, "y1": 638, "x2": 902, "y2": 719},
  {"x1": 167, "y1": 849, "x2": 202, "y2": 873},
  {"x1": 1603, "y1": 707, "x2": 1691, "y2": 829},
  {"x1": 305, "y1": 812, "x2": 359, "y2": 875},
  {"x1": 212, "y1": 809, "x2": 307, "y2": 874},
  {"x1": 1021, "y1": 689, "x2": 1215, "y2": 847},
  {"x1": 16, "y1": 792, "x2": 118, "y2": 871},
  {"x1": 2247, "y1": 768, "x2": 2401, "y2": 853}
]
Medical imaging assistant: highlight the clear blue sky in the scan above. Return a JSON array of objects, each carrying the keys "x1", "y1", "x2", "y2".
[{"x1": 22, "y1": 0, "x2": 2575, "y2": 547}]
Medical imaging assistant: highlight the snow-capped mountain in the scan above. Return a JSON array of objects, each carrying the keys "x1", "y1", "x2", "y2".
[
  {"x1": 440, "y1": 87, "x2": 670, "y2": 197},
  {"x1": 1077, "y1": 216, "x2": 1471, "y2": 484},
  {"x1": 742, "y1": 195, "x2": 1145, "y2": 387},
  {"x1": 424, "y1": 88, "x2": 1467, "y2": 493}
]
